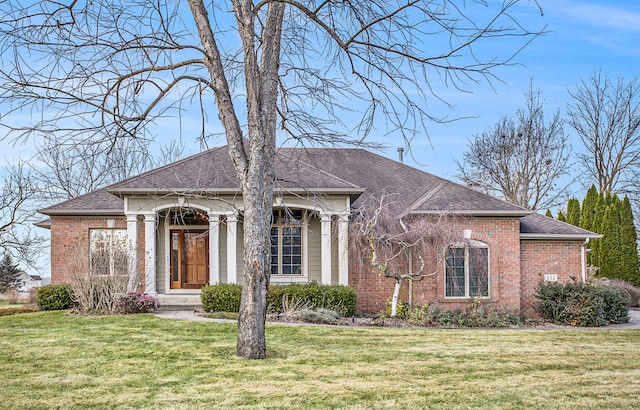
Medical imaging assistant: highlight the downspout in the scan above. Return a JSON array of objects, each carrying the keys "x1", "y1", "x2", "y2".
[{"x1": 581, "y1": 238, "x2": 590, "y2": 283}]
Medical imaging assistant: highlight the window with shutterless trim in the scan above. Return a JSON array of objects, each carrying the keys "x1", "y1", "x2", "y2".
[
  {"x1": 270, "y1": 209, "x2": 304, "y2": 276},
  {"x1": 445, "y1": 241, "x2": 489, "y2": 298}
]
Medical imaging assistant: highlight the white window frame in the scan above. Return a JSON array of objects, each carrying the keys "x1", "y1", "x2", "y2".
[
  {"x1": 89, "y1": 228, "x2": 129, "y2": 276},
  {"x1": 444, "y1": 240, "x2": 490, "y2": 298},
  {"x1": 270, "y1": 209, "x2": 307, "y2": 279}
]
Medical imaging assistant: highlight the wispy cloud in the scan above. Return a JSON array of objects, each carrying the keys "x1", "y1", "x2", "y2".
[{"x1": 550, "y1": 1, "x2": 640, "y2": 33}]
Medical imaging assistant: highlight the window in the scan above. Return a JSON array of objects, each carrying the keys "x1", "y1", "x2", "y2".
[
  {"x1": 89, "y1": 229, "x2": 128, "y2": 276},
  {"x1": 271, "y1": 209, "x2": 303, "y2": 276},
  {"x1": 445, "y1": 242, "x2": 489, "y2": 298}
]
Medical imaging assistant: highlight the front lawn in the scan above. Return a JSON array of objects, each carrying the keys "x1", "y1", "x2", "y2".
[{"x1": 1, "y1": 311, "x2": 639, "y2": 409}]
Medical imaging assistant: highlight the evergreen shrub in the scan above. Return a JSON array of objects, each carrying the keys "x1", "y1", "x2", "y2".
[
  {"x1": 269, "y1": 283, "x2": 356, "y2": 316},
  {"x1": 36, "y1": 284, "x2": 75, "y2": 311},
  {"x1": 534, "y1": 280, "x2": 629, "y2": 326},
  {"x1": 201, "y1": 282, "x2": 357, "y2": 316},
  {"x1": 200, "y1": 283, "x2": 242, "y2": 313}
]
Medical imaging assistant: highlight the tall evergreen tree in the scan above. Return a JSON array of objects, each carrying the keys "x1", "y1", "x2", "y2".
[
  {"x1": 566, "y1": 198, "x2": 581, "y2": 227},
  {"x1": 598, "y1": 204, "x2": 621, "y2": 279},
  {"x1": 557, "y1": 210, "x2": 566, "y2": 222},
  {"x1": 580, "y1": 185, "x2": 598, "y2": 230},
  {"x1": 545, "y1": 209, "x2": 553, "y2": 218},
  {"x1": 618, "y1": 197, "x2": 640, "y2": 285},
  {"x1": 0, "y1": 253, "x2": 23, "y2": 293},
  {"x1": 588, "y1": 192, "x2": 607, "y2": 265}
]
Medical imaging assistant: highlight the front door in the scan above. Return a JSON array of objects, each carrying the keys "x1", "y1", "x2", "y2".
[{"x1": 170, "y1": 230, "x2": 209, "y2": 289}]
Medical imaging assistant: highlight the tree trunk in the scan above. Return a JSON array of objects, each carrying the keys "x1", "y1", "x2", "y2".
[
  {"x1": 390, "y1": 279, "x2": 402, "y2": 317},
  {"x1": 188, "y1": 0, "x2": 284, "y2": 358},
  {"x1": 236, "y1": 138, "x2": 275, "y2": 359}
]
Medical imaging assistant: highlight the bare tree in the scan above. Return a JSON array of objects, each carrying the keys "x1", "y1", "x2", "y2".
[
  {"x1": 29, "y1": 137, "x2": 154, "y2": 201},
  {"x1": 456, "y1": 84, "x2": 570, "y2": 210},
  {"x1": 0, "y1": 163, "x2": 44, "y2": 266},
  {"x1": 0, "y1": 1, "x2": 543, "y2": 358},
  {"x1": 350, "y1": 194, "x2": 459, "y2": 317},
  {"x1": 566, "y1": 71, "x2": 640, "y2": 196}
]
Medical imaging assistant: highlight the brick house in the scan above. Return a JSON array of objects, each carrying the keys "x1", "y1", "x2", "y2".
[{"x1": 38, "y1": 145, "x2": 599, "y2": 314}]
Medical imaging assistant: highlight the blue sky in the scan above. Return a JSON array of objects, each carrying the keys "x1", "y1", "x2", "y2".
[
  {"x1": 387, "y1": 0, "x2": 640, "y2": 183},
  {"x1": 2, "y1": 0, "x2": 640, "y2": 275}
]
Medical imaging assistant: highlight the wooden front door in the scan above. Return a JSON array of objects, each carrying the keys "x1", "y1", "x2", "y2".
[{"x1": 170, "y1": 230, "x2": 209, "y2": 289}]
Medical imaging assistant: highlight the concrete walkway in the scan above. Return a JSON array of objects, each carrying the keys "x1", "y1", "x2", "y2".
[{"x1": 154, "y1": 308, "x2": 640, "y2": 329}]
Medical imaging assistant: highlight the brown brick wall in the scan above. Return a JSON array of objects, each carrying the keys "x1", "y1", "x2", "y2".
[
  {"x1": 520, "y1": 240, "x2": 583, "y2": 316},
  {"x1": 350, "y1": 217, "x2": 523, "y2": 314},
  {"x1": 49, "y1": 215, "x2": 145, "y2": 287}
]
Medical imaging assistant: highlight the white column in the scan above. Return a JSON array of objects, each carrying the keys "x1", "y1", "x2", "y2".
[
  {"x1": 337, "y1": 213, "x2": 349, "y2": 286},
  {"x1": 125, "y1": 213, "x2": 139, "y2": 292},
  {"x1": 208, "y1": 213, "x2": 221, "y2": 285},
  {"x1": 143, "y1": 213, "x2": 157, "y2": 296},
  {"x1": 320, "y1": 213, "x2": 332, "y2": 285},
  {"x1": 226, "y1": 214, "x2": 238, "y2": 284}
]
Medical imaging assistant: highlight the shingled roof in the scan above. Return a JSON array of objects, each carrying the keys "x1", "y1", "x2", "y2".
[
  {"x1": 38, "y1": 188, "x2": 124, "y2": 215},
  {"x1": 520, "y1": 213, "x2": 602, "y2": 240},
  {"x1": 37, "y1": 144, "x2": 597, "y2": 239}
]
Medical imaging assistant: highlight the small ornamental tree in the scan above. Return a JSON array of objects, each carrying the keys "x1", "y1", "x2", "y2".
[
  {"x1": 350, "y1": 194, "x2": 459, "y2": 317},
  {"x1": 0, "y1": 252, "x2": 23, "y2": 293}
]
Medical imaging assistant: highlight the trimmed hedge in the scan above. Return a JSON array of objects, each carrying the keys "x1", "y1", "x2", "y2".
[
  {"x1": 534, "y1": 280, "x2": 629, "y2": 327},
  {"x1": 201, "y1": 283, "x2": 242, "y2": 313},
  {"x1": 36, "y1": 284, "x2": 76, "y2": 311},
  {"x1": 201, "y1": 282, "x2": 357, "y2": 316}
]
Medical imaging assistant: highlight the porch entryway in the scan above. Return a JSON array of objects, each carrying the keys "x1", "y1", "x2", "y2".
[{"x1": 170, "y1": 230, "x2": 209, "y2": 289}]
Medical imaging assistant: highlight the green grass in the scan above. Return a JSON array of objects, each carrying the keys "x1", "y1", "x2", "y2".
[{"x1": 1, "y1": 312, "x2": 639, "y2": 409}]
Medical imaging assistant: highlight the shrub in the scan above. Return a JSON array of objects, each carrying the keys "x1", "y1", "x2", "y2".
[
  {"x1": 36, "y1": 284, "x2": 75, "y2": 311},
  {"x1": 598, "y1": 286, "x2": 630, "y2": 323},
  {"x1": 201, "y1": 282, "x2": 357, "y2": 316},
  {"x1": 115, "y1": 293, "x2": 159, "y2": 314},
  {"x1": 6, "y1": 289, "x2": 21, "y2": 304},
  {"x1": 68, "y1": 272, "x2": 129, "y2": 314},
  {"x1": 403, "y1": 302, "x2": 524, "y2": 327},
  {"x1": 0, "y1": 305, "x2": 38, "y2": 316},
  {"x1": 593, "y1": 278, "x2": 640, "y2": 308},
  {"x1": 298, "y1": 308, "x2": 340, "y2": 325},
  {"x1": 385, "y1": 301, "x2": 409, "y2": 318},
  {"x1": 534, "y1": 280, "x2": 629, "y2": 327},
  {"x1": 269, "y1": 283, "x2": 356, "y2": 316},
  {"x1": 27, "y1": 287, "x2": 39, "y2": 305},
  {"x1": 201, "y1": 283, "x2": 242, "y2": 313}
]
